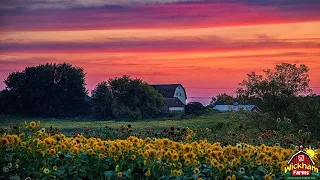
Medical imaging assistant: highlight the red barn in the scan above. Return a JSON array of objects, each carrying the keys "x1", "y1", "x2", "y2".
[{"x1": 287, "y1": 146, "x2": 316, "y2": 176}]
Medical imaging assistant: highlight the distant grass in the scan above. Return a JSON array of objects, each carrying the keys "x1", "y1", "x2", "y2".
[{"x1": 0, "y1": 112, "x2": 236, "y2": 132}]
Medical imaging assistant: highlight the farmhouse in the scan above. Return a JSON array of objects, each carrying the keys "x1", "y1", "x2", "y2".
[
  {"x1": 212, "y1": 104, "x2": 259, "y2": 112},
  {"x1": 151, "y1": 84, "x2": 187, "y2": 112}
]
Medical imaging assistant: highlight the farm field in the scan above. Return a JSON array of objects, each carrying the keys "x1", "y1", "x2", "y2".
[
  {"x1": 0, "y1": 112, "x2": 318, "y2": 146},
  {"x1": 0, "y1": 113, "x2": 232, "y2": 131},
  {"x1": 1, "y1": 113, "x2": 320, "y2": 179},
  {"x1": 1, "y1": 118, "x2": 320, "y2": 179}
]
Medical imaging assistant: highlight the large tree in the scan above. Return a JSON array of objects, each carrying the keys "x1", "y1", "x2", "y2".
[
  {"x1": 91, "y1": 81, "x2": 114, "y2": 119},
  {"x1": 2, "y1": 63, "x2": 88, "y2": 117},
  {"x1": 215, "y1": 93, "x2": 235, "y2": 105},
  {"x1": 92, "y1": 75, "x2": 164, "y2": 120},
  {"x1": 237, "y1": 63, "x2": 312, "y2": 118},
  {"x1": 185, "y1": 102, "x2": 205, "y2": 115}
]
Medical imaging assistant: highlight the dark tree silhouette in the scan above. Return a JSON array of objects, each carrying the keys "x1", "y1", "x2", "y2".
[
  {"x1": 92, "y1": 75, "x2": 164, "y2": 120},
  {"x1": 1, "y1": 63, "x2": 88, "y2": 117},
  {"x1": 185, "y1": 102, "x2": 205, "y2": 115}
]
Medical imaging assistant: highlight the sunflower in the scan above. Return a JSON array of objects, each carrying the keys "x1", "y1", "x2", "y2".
[
  {"x1": 40, "y1": 151, "x2": 45, "y2": 157},
  {"x1": 60, "y1": 143, "x2": 67, "y2": 150},
  {"x1": 40, "y1": 128, "x2": 46, "y2": 133},
  {"x1": 53, "y1": 165, "x2": 57, "y2": 171},
  {"x1": 271, "y1": 153, "x2": 280, "y2": 161},
  {"x1": 171, "y1": 170, "x2": 178, "y2": 176},
  {"x1": 43, "y1": 168, "x2": 50, "y2": 174},
  {"x1": 184, "y1": 159, "x2": 191, "y2": 166},
  {"x1": 264, "y1": 174, "x2": 272, "y2": 180},
  {"x1": 143, "y1": 151, "x2": 149, "y2": 159},
  {"x1": 148, "y1": 149, "x2": 156, "y2": 158},
  {"x1": 193, "y1": 160, "x2": 199, "y2": 166},
  {"x1": 71, "y1": 147, "x2": 80, "y2": 154},
  {"x1": 226, "y1": 169, "x2": 232, "y2": 174},
  {"x1": 110, "y1": 145, "x2": 117, "y2": 152},
  {"x1": 29, "y1": 121, "x2": 37, "y2": 129},
  {"x1": 171, "y1": 152, "x2": 179, "y2": 161},
  {"x1": 162, "y1": 139, "x2": 169, "y2": 146},
  {"x1": 217, "y1": 164, "x2": 225, "y2": 171},
  {"x1": 243, "y1": 154, "x2": 250, "y2": 161},
  {"x1": 183, "y1": 145, "x2": 193, "y2": 153},
  {"x1": 87, "y1": 149, "x2": 95, "y2": 155},
  {"x1": 117, "y1": 172, "x2": 122, "y2": 178},
  {"x1": 130, "y1": 154, "x2": 136, "y2": 160},
  {"x1": 231, "y1": 175, "x2": 236, "y2": 180},
  {"x1": 236, "y1": 143, "x2": 242, "y2": 149},
  {"x1": 193, "y1": 168, "x2": 200, "y2": 175},
  {"x1": 177, "y1": 169, "x2": 183, "y2": 176},
  {"x1": 49, "y1": 149, "x2": 56, "y2": 156},
  {"x1": 211, "y1": 159, "x2": 219, "y2": 167},
  {"x1": 1, "y1": 137, "x2": 9, "y2": 145},
  {"x1": 27, "y1": 147, "x2": 32, "y2": 153},
  {"x1": 239, "y1": 167, "x2": 245, "y2": 174},
  {"x1": 19, "y1": 133, "x2": 25, "y2": 138},
  {"x1": 256, "y1": 160, "x2": 262, "y2": 166},
  {"x1": 145, "y1": 169, "x2": 151, "y2": 177},
  {"x1": 184, "y1": 152, "x2": 196, "y2": 159},
  {"x1": 99, "y1": 154, "x2": 105, "y2": 159}
]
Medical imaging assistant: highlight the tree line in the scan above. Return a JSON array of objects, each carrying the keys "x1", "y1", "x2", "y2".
[
  {"x1": 0, "y1": 62, "x2": 319, "y2": 132},
  {"x1": 0, "y1": 63, "x2": 164, "y2": 120},
  {"x1": 210, "y1": 63, "x2": 320, "y2": 137}
]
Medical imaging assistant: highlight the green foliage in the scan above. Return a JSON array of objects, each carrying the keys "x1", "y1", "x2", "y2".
[
  {"x1": 286, "y1": 95, "x2": 320, "y2": 138},
  {"x1": 185, "y1": 102, "x2": 205, "y2": 115},
  {"x1": 1, "y1": 63, "x2": 89, "y2": 117},
  {"x1": 91, "y1": 81, "x2": 113, "y2": 119},
  {"x1": 92, "y1": 75, "x2": 164, "y2": 121},
  {"x1": 237, "y1": 63, "x2": 312, "y2": 118},
  {"x1": 212, "y1": 93, "x2": 235, "y2": 106},
  {"x1": 236, "y1": 63, "x2": 320, "y2": 137}
]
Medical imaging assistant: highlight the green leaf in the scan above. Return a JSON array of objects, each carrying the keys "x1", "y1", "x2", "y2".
[
  {"x1": 257, "y1": 167, "x2": 268, "y2": 173},
  {"x1": 104, "y1": 171, "x2": 115, "y2": 177},
  {"x1": 123, "y1": 171, "x2": 133, "y2": 179},
  {"x1": 65, "y1": 154, "x2": 73, "y2": 158},
  {"x1": 202, "y1": 168, "x2": 212, "y2": 173},
  {"x1": 9, "y1": 176, "x2": 21, "y2": 180},
  {"x1": 191, "y1": 174, "x2": 200, "y2": 179},
  {"x1": 103, "y1": 163, "x2": 110, "y2": 170}
]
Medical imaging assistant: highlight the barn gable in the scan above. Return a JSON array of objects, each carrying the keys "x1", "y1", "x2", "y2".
[
  {"x1": 288, "y1": 151, "x2": 315, "y2": 165},
  {"x1": 151, "y1": 84, "x2": 187, "y2": 112},
  {"x1": 151, "y1": 84, "x2": 187, "y2": 98}
]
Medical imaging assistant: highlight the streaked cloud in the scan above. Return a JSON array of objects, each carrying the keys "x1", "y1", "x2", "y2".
[
  {"x1": 1, "y1": 0, "x2": 320, "y2": 10},
  {"x1": 0, "y1": 0, "x2": 320, "y2": 104},
  {"x1": 1, "y1": 2, "x2": 320, "y2": 31}
]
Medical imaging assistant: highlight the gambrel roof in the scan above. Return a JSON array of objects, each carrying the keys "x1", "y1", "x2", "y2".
[
  {"x1": 164, "y1": 98, "x2": 185, "y2": 107},
  {"x1": 151, "y1": 84, "x2": 187, "y2": 98}
]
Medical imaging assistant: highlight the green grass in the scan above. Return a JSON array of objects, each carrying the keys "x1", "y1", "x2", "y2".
[{"x1": 0, "y1": 112, "x2": 236, "y2": 132}]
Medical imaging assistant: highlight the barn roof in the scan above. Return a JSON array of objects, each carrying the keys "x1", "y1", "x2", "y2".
[
  {"x1": 164, "y1": 98, "x2": 185, "y2": 107},
  {"x1": 151, "y1": 84, "x2": 187, "y2": 98},
  {"x1": 288, "y1": 151, "x2": 315, "y2": 165},
  {"x1": 213, "y1": 105, "x2": 257, "y2": 111}
]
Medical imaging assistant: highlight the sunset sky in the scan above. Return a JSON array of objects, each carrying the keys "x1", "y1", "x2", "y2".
[{"x1": 0, "y1": 0, "x2": 320, "y2": 105}]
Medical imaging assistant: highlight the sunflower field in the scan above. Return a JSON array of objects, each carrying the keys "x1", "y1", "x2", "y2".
[{"x1": 0, "y1": 121, "x2": 319, "y2": 180}]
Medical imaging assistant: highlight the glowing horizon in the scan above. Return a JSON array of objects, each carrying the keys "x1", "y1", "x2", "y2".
[{"x1": 0, "y1": 0, "x2": 319, "y2": 104}]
